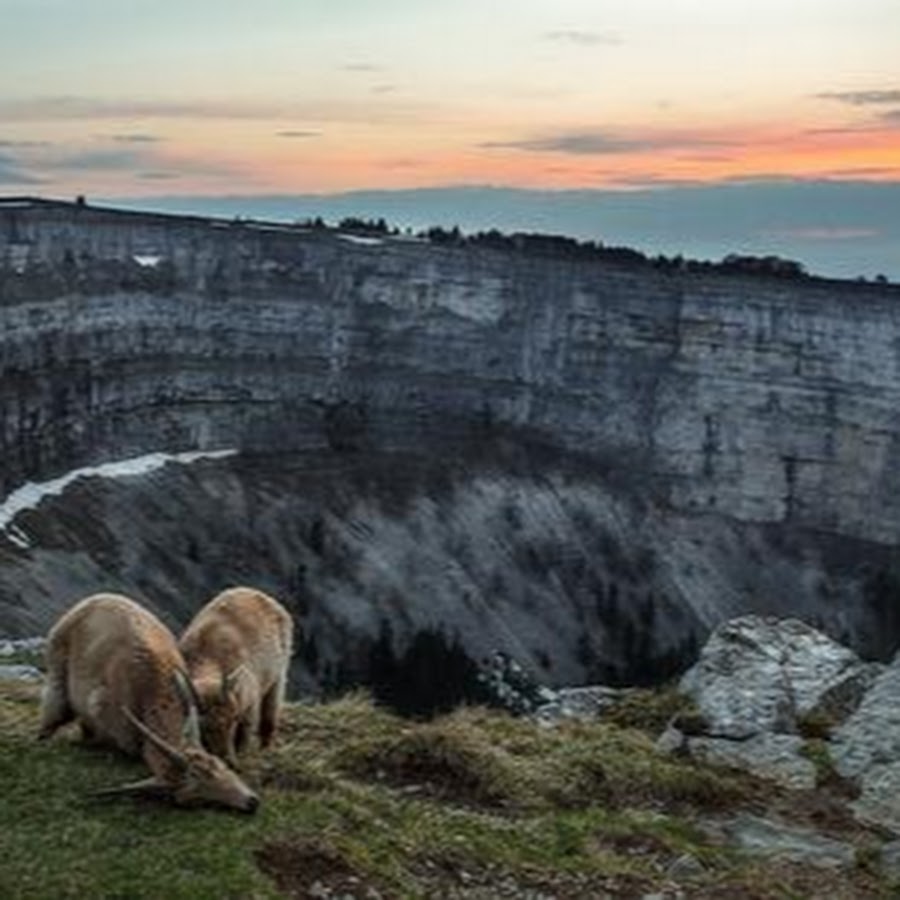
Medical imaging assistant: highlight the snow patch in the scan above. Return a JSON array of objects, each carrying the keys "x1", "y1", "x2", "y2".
[
  {"x1": 245, "y1": 222, "x2": 300, "y2": 234},
  {"x1": 132, "y1": 254, "x2": 163, "y2": 268},
  {"x1": 337, "y1": 234, "x2": 384, "y2": 247},
  {"x1": 6, "y1": 525, "x2": 32, "y2": 550},
  {"x1": 0, "y1": 449, "x2": 237, "y2": 535}
]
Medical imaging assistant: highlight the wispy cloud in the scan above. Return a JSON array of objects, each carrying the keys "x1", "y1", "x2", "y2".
[
  {"x1": 0, "y1": 138, "x2": 51, "y2": 148},
  {"x1": 816, "y1": 89, "x2": 900, "y2": 105},
  {"x1": 276, "y1": 130, "x2": 321, "y2": 139},
  {"x1": 0, "y1": 152, "x2": 44, "y2": 185},
  {"x1": 380, "y1": 157, "x2": 424, "y2": 169},
  {"x1": 23, "y1": 143, "x2": 242, "y2": 181},
  {"x1": 804, "y1": 125, "x2": 889, "y2": 135},
  {"x1": 882, "y1": 109, "x2": 900, "y2": 124},
  {"x1": 0, "y1": 95, "x2": 431, "y2": 127},
  {"x1": 678, "y1": 153, "x2": 735, "y2": 163},
  {"x1": 770, "y1": 226, "x2": 880, "y2": 241},
  {"x1": 482, "y1": 132, "x2": 645, "y2": 154},
  {"x1": 822, "y1": 166, "x2": 900, "y2": 178},
  {"x1": 341, "y1": 62, "x2": 384, "y2": 73},
  {"x1": 0, "y1": 96, "x2": 284, "y2": 122},
  {"x1": 481, "y1": 129, "x2": 729, "y2": 155},
  {"x1": 107, "y1": 133, "x2": 164, "y2": 144},
  {"x1": 50, "y1": 148, "x2": 151, "y2": 171},
  {"x1": 543, "y1": 29, "x2": 622, "y2": 47}
]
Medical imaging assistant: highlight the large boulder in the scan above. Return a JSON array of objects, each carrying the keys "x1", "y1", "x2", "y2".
[
  {"x1": 829, "y1": 653, "x2": 900, "y2": 832},
  {"x1": 679, "y1": 616, "x2": 880, "y2": 738},
  {"x1": 831, "y1": 654, "x2": 900, "y2": 779}
]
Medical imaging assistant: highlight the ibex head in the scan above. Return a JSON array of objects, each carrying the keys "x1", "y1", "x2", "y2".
[
  {"x1": 95, "y1": 671, "x2": 260, "y2": 813},
  {"x1": 120, "y1": 707, "x2": 260, "y2": 812},
  {"x1": 194, "y1": 664, "x2": 250, "y2": 768}
]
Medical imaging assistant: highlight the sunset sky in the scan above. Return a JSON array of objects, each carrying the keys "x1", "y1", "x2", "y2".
[{"x1": 1, "y1": 0, "x2": 898, "y2": 276}]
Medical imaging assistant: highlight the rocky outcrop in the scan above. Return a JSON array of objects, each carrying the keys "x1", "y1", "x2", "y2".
[
  {"x1": 659, "y1": 617, "x2": 900, "y2": 837},
  {"x1": 679, "y1": 616, "x2": 880, "y2": 738}
]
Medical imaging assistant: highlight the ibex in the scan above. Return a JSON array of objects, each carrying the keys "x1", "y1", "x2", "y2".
[
  {"x1": 180, "y1": 587, "x2": 294, "y2": 767},
  {"x1": 38, "y1": 593, "x2": 260, "y2": 813}
]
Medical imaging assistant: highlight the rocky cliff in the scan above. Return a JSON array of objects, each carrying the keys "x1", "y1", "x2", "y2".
[{"x1": 2, "y1": 197, "x2": 900, "y2": 694}]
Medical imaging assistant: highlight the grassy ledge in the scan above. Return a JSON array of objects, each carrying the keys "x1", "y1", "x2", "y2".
[{"x1": 0, "y1": 683, "x2": 891, "y2": 898}]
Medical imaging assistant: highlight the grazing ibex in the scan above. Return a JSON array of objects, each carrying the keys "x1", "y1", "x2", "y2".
[
  {"x1": 180, "y1": 587, "x2": 294, "y2": 767},
  {"x1": 38, "y1": 593, "x2": 260, "y2": 813}
]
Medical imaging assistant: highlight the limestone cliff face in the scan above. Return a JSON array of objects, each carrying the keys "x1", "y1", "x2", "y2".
[{"x1": 2, "y1": 198, "x2": 900, "y2": 686}]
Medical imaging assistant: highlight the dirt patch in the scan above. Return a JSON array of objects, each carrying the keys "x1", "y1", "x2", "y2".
[
  {"x1": 597, "y1": 829, "x2": 674, "y2": 860},
  {"x1": 411, "y1": 854, "x2": 653, "y2": 899},
  {"x1": 255, "y1": 837, "x2": 391, "y2": 899},
  {"x1": 689, "y1": 859, "x2": 887, "y2": 900},
  {"x1": 751, "y1": 785, "x2": 885, "y2": 842}
]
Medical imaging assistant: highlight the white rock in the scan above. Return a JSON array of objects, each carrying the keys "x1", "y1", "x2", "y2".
[
  {"x1": 848, "y1": 761, "x2": 900, "y2": 834},
  {"x1": 680, "y1": 616, "x2": 877, "y2": 738},
  {"x1": 686, "y1": 734, "x2": 817, "y2": 791},
  {"x1": 701, "y1": 813, "x2": 856, "y2": 867},
  {"x1": 831, "y1": 652, "x2": 900, "y2": 780}
]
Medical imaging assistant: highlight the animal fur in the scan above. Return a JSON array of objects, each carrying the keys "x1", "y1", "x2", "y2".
[
  {"x1": 180, "y1": 587, "x2": 294, "y2": 765},
  {"x1": 38, "y1": 592, "x2": 259, "y2": 812}
]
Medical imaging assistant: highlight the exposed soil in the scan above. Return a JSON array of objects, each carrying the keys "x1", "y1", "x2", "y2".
[{"x1": 255, "y1": 838, "x2": 392, "y2": 899}]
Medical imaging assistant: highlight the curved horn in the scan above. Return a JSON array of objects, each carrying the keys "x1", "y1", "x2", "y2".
[
  {"x1": 89, "y1": 777, "x2": 171, "y2": 799},
  {"x1": 173, "y1": 670, "x2": 202, "y2": 747},
  {"x1": 122, "y1": 706, "x2": 188, "y2": 770}
]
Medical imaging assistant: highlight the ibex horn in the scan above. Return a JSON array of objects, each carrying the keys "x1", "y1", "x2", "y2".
[
  {"x1": 122, "y1": 706, "x2": 188, "y2": 770},
  {"x1": 172, "y1": 669, "x2": 202, "y2": 747},
  {"x1": 89, "y1": 777, "x2": 171, "y2": 799}
]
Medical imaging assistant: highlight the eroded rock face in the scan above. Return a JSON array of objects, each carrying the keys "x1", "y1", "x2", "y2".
[
  {"x1": 4, "y1": 200, "x2": 900, "y2": 691},
  {"x1": 679, "y1": 616, "x2": 880, "y2": 738},
  {"x1": 3, "y1": 201, "x2": 900, "y2": 548}
]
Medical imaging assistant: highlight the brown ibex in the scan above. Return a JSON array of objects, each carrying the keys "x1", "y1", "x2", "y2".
[
  {"x1": 180, "y1": 587, "x2": 294, "y2": 767},
  {"x1": 38, "y1": 592, "x2": 260, "y2": 813}
]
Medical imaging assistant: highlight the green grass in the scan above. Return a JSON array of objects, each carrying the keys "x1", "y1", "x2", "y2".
[{"x1": 0, "y1": 683, "x2": 890, "y2": 898}]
